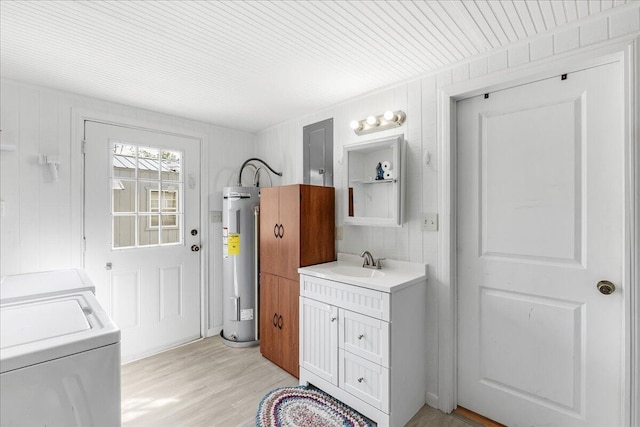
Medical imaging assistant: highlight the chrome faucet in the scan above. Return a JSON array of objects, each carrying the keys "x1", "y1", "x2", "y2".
[{"x1": 360, "y1": 250, "x2": 384, "y2": 269}]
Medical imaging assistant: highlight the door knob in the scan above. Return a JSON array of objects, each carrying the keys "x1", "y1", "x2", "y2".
[
  {"x1": 191, "y1": 244, "x2": 201, "y2": 252},
  {"x1": 597, "y1": 280, "x2": 616, "y2": 295}
]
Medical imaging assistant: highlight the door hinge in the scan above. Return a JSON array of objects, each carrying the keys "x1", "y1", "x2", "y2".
[
  {"x1": 82, "y1": 140, "x2": 87, "y2": 154},
  {"x1": 83, "y1": 237, "x2": 87, "y2": 252}
]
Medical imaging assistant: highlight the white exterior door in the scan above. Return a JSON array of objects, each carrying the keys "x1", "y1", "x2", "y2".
[
  {"x1": 84, "y1": 121, "x2": 201, "y2": 362},
  {"x1": 456, "y1": 62, "x2": 624, "y2": 426}
]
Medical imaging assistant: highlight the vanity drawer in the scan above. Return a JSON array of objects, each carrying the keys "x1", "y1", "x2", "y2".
[
  {"x1": 339, "y1": 349, "x2": 389, "y2": 412},
  {"x1": 340, "y1": 309, "x2": 389, "y2": 367},
  {"x1": 300, "y1": 275, "x2": 390, "y2": 321}
]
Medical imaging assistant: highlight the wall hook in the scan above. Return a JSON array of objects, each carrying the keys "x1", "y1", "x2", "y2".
[{"x1": 39, "y1": 154, "x2": 60, "y2": 181}]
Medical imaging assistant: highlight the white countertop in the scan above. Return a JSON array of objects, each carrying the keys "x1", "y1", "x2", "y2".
[{"x1": 298, "y1": 253, "x2": 427, "y2": 293}]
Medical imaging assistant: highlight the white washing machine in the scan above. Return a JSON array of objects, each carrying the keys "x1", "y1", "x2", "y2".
[{"x1": 0, "y1": 269, "x2": 121, "y2": 426}]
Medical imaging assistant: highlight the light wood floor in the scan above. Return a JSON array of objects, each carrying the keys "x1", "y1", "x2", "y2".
[{"x1": 121, "y1": 336, "x2": 474, "y2": 426}]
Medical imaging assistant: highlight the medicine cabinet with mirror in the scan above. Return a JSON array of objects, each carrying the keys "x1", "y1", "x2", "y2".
[{"x1": 343, "y1": 134, "x2": 405, "y2": 227}]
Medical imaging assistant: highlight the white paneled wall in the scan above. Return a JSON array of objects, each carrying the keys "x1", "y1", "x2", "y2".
[
  {"x1": 256, "y1": 5, "x2": 640, "y2": 405},
  {"x1": 0, "y1": 80, "x2": 256, "y2": 334},
  {"x1": 0, "y1": 1, "x2": 638, "y2": 407}
]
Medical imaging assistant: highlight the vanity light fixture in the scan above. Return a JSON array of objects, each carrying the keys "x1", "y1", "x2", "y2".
[
  {"x1": 383, "y1": 110, "x2": 398, "y2": 121},
  {"x1": 349, "y1": 120, "x2": 363, "y2": 131},
  {"x1": 350, "y1": 110, "x2": 406, "y2": 136}
]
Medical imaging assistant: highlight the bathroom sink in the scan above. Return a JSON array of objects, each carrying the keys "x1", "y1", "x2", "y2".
[
  {"x1": 300, "y1": 253, "x2": 427, "y2": 292},
  {"x1": 330, "y1": 266, "x2": 385, "y2": 278}
]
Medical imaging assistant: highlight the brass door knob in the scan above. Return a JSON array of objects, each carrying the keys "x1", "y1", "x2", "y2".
[{"x1": 597, "y1": 280, "x2": 616, "y2": 295}]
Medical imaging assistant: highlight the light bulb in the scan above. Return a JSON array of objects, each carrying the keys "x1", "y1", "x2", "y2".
[
  {"x1": 366, "y1": 115, "x2": 378, "y2": 126},
  {"x1": 384, "y1": 110, "x2": 396, "y2": 122},
  {"x1": 349, "y1": 120, "x2": 362, "y2": 130}
]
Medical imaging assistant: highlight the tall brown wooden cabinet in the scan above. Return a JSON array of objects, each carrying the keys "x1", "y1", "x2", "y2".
[{"x1": 259, "y1": 184, "x2": 335, "y2": 377}]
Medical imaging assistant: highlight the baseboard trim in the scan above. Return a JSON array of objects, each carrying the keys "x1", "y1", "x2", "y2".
[{"x1": 425, "y1": 391, "x2": 439, "y2": 409}]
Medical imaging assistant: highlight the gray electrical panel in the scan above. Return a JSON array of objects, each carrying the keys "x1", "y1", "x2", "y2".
[{"x1": 303, "y1": 118, "x2": 333, "y2": 187}]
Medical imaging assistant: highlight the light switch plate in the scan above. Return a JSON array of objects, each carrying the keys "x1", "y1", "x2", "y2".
[
  {"x1": 210, "y1": 210, "x2": 222, "y2": 223},
  {"x1": 421, "y1": 213, "x2": 438, "y2": 231},
  {"x1": 336, "y1": 226, "x2": 344, "y2": 240}
]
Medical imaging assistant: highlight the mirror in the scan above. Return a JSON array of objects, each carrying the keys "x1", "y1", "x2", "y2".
[{"x1": 344, "y1": 135, "x2": 404, "y2": 227}]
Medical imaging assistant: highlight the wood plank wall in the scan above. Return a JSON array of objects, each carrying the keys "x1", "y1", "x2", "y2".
[
  {"x1": 0, "y1": 3, "x2": 638, "y2": 411},
  {"x1": 253, "y1": 5, "x2": 640, "y2": 409},
  {"x1": 0, "y1": 80, "x2": 257, "y2": 336}
]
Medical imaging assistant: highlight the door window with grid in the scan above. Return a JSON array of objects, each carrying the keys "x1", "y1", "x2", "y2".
[{"x1": 111, "y1": 142, "x2": 183, "y2": 248}]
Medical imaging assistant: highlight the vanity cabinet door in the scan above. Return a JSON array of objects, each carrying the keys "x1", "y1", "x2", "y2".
[{"x1": 300, "y1": 297, "x2": 338, "y2": 385}]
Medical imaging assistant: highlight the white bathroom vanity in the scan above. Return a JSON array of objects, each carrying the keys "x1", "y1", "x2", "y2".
[{"x1": 298, "y1": 253, "x2": 428, "y2": 427}]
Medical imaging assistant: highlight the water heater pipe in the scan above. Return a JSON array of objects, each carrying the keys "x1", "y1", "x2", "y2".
[
  {"x1": 253, "y1": 205, "x2": 260, "y2": 341},
  {"x1": 237, "y1": 158, "x2": 282, "y2": 186}
]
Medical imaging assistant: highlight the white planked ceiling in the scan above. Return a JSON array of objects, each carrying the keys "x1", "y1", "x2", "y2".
[{"x1": 0, "y1": 1, "x2": 636, "y2": 132}]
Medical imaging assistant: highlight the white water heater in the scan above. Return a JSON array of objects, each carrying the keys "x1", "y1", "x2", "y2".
[{"x1": 221, "y1": 186, "x2": 260, "y2": 347}]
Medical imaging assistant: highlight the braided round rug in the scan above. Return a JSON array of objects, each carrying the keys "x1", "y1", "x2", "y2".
[{"x1": 256, "y1": 386, "x2": 372, "y2": 427}]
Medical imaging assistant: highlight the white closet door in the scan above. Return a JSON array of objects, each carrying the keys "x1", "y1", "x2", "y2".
[{"x1": 457, "y1": 62, "x2": 624, "y2": 426}]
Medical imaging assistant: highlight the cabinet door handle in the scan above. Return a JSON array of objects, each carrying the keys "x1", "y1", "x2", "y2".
[
  {"x1": 278, "y1": 315, "x2": 283, "y2": 329},
  {"x1": 358, "y1": 334, "x2": 364, "y2": 340},
  {"x1": 330, "y1": 316, "x2": 337, "y2": 322},
  {"x1": 357, "y1": 377, "x2": 365, "y2": 383},
  {"x1": 273, "y1": 224, "x2": 279, "y2": 239},
  {"x1": 273, "y1": 313, "x2": 278, "y2": 327},
  {"x1": 278, "y1": 224, "x2": 284, "y2": 239}
]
